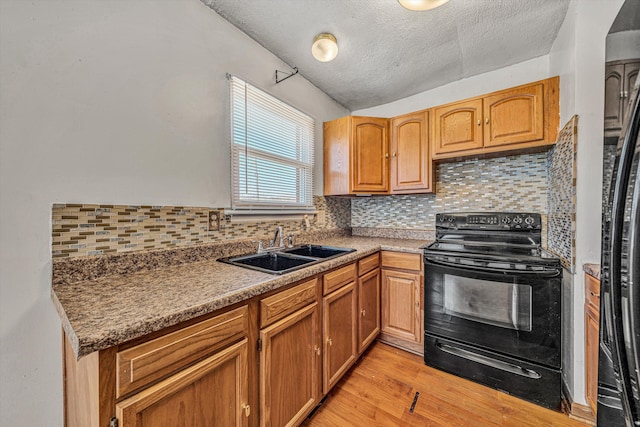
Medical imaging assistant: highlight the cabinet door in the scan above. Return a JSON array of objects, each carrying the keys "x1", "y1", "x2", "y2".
[
  {"x1": 623, "y1": 62, "x2": 640, "y2": 126},
  {"x1": 483, "y1": 82, "x2": 544, "y2": 147},
  {"x1": 585, "y1": 304, "x2": 599, "y2": 415},
  {"x1": 381, "y1": 269, "x2": 421, "y2": 344},
  {"x1": 604, "y1": 63, "x2": 625, "y2": 133},
  {"x1": 433, "y1": 98, "x2": 483, "y2": 155},
  {"x1": 351, "y1": 117, "x2": 389, "y2": 193},
  {"x1": 323, "y1": 282, "x2": 357, "y2": 393},
  {"x1": 116, "y1": 339, "x2": 249, "y2": 427},
  {"x1": 390, "y1": 111, "x2": 432, "y2": 193},
  {"x1": 260, "y1": 303, "x2": 320, "y2": 427},
  {"x1": 358, "y1": 268, "x2": 381, "y2": 353}
]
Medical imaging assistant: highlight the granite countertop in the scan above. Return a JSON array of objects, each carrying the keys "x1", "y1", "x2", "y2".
[
  {"x1": 52, "y1": 235, "x2": 429, "y2": 359},
  {"x1": 583, "y1": 263, "x2": 600, "y2": 280}
]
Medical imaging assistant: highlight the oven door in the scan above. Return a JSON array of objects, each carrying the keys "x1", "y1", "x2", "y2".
[{"x1": 424, "y1": 254, "x2": 562, "y2": 368}]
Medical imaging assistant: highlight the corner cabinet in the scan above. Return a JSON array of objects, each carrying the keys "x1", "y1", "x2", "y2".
[
  {"x1": 323, "y1": 116, "x2": 389, "y2": 195},
  {"x1": 116, "y1": 339, "x2": 249, "y2": 427},
  {"x1": 432, "y1": 77, "x2": 559, "y2": 160},
  {"x1": 585, "y1": 273, "x2": 601, "y2": 416},
  {"x1": 63, "y1": 305, "x2": 252, "y2": 427}
]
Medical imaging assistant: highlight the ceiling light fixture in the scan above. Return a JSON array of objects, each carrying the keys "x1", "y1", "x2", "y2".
[
  {"x1": 311, "y1": 33, "x2": 338, "y2": 62},
  {"x1": 398, "y1": 0, "x2": 450, "y2": 11}
]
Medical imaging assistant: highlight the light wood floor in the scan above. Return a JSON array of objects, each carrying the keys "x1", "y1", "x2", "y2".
[{"x1": 303, "y1": 342, "x2": 590, "y2": 427}]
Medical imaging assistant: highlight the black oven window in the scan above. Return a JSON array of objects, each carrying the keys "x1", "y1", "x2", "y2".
[{"x1": 443, "y1": 275, "x2": 532, "y2": 331}]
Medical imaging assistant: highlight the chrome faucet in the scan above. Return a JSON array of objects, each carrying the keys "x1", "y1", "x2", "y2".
[{"x1": 270, "y1": 226, "x2": 284, "y2": 248}]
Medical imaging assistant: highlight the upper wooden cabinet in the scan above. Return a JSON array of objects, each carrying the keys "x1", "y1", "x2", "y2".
[
  {"x1": 605, "y1": 60, "x2": 640, "y2": 137},
  {"x1": 323, "y1": 116, "x2": 389, "y2": 195},
  {"x1": 433, "y1": 98, "x2": 483, "y2": 154},
  {"x1": 324, "y1": 77, "x2": 559, "y2": 195},
  {"x1": 432, "y1": 77, "x2": 559, "y2": 160},
  {"x1": 390, "y1": 111, "x2": 433, "y2": 193},
  {"x1": 352, "y1": 117, "x2": 389, "y2": 193},
  {"x1": 483, "y1": 82, "x2": 544, "y2": 147},
  {"x1": 324, "y1": 113, "x2": 433, "y2": 195}
]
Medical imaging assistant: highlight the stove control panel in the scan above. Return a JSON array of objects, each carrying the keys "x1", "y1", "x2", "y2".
[{"x1": 436, "y1": 213, "x2": 541, "y2": 230}]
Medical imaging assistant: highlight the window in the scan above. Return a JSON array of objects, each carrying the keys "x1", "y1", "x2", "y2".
[{"x1": 229, "y1": 76, "x2": 315, "y2": 211}]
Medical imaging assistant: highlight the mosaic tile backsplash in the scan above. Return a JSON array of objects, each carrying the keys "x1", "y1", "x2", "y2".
[
  {"x1": 52, "y1": 196, "x2": 351, "y2": 258},
  {"x1": 53, "y1": 146, "x2": 575, "y2": 265},
  {"x1": 351, "y1": 153, "x2": 549, "y2": 231},
  {"x1": 547, "y1": 116, "x2": 578, "y2": 270}
]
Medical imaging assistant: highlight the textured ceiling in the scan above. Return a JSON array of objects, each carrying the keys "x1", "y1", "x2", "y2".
[
  {"x1": 202, "y1": 0, "x2": 571, "y2": 111},
  {"x1": 610, "y1": 0, "x2": 640, "y2": 34}
]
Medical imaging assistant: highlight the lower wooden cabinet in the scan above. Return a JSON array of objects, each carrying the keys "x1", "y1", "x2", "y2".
[
  {"x1": 116, "y1": 339, "x2": 249, "y2": 427},
  {"x1": 585, "y1": 273, "x2": 601, "y2": 416},
  {"x1": 380, "y1": 251, "x2": 424, "y2": 354},
  {"x1": 323, "y1": 281, "x2": 358, "y2": 394},
  {"x1": 62, "y1": 252, "x2": 391, "y2": 427},
  {"x1": 260, "y1": 303, "x2": 321, "y2": 427},
  {"x1": 358, "y1": 267, "x2": 381, "y2": 353}
]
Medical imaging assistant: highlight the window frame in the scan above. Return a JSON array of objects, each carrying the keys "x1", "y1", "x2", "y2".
[{"x1": 228, "y1": 75, "x2": 316, "y2": 213}]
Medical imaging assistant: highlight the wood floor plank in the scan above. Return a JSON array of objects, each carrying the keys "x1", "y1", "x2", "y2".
[{"x1": 303, "y1": 342, "x2": 590, "y2": 427}]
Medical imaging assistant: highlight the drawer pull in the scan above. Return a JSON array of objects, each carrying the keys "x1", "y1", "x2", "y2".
[
  {"x1": 327, "y1": 338, "x2": 333, "y2": 346},
  {"x1": 242, "y1": 404, "x2": 251, "y2": 417},
  {"x1": 314, "y1": 345, "x2": 321, "y2": 356},
  {"x1": 361, "y1": 309, "x2": 366, "y2": 317}
]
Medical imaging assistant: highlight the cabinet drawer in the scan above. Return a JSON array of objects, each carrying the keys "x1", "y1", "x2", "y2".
[
  {"x1": 358, "y1": 253, "x2": 379, "y2": 276},
  {"x1": 381, "y1": 251, "x2": 422, "y2": 272},
  {"x1": 260, "y1": 278, "x2": 318, "y2": 328},
  {"x1": 323, "y1": 263, "x2": 357, "y2": 295},
  {"x1": 585, "y1": 273, "x2": 600, "y2": 310},
  {"x1": 116, "y1": 305, "x2": 248, "y2": 398}
]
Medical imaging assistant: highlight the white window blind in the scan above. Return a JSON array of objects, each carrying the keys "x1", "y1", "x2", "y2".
[{"x1": 229, "y1": 76, "x2": 315, "y2": 211}]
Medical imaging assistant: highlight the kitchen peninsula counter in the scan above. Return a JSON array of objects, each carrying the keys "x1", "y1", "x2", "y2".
[{"x1": 52, "y1": 234, "x2": 429, "y2": 358}]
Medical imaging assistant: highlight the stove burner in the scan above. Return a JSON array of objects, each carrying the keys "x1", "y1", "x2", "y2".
[{"x1": 424, "y1": 212, "x2": 559, "y2": 269}]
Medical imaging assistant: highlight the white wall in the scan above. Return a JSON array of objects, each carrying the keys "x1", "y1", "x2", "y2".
[
  {"x1": 353, "y1": 56, "x2": 550, "y2": 117},
  {"x1": 606, "y1": 30, "x2": 640, "y2": 62},
  {"x1": 548, "y1": 0, "x2": 578, "y2": 402},
  {"x1": 0, "y1": 1, "x2": 347, "y2": 425},
  {"x1": 549, "y1": 0, "x2": 625, "y2": 406}
]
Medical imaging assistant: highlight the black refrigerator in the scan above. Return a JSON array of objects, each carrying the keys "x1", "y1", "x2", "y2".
[{"x1": 598, "y1": 71, "x2": 640, "y2": 426}]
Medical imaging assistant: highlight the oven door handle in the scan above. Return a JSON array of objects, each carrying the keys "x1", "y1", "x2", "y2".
[{"x1": 424, "y1": 256, "x2": 561, "y2": 277}]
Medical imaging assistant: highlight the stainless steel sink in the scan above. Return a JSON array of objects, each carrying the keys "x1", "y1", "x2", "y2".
[{"x1": 219, "y1": 245, "x2": 355, "y2": 274}]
